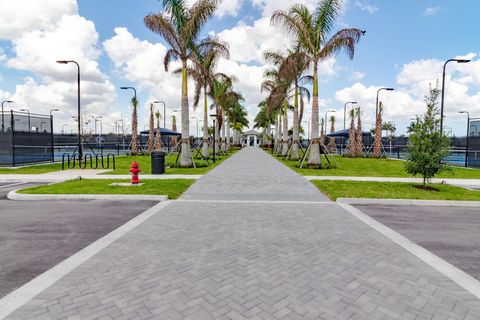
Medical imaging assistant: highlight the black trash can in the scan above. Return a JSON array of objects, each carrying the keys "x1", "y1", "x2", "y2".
[{"x1": 151, "y1": 151, "x2": 165, "y2": 174}]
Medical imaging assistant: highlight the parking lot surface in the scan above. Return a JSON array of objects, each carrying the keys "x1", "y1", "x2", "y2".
[
  {"x1": 355, "y1": 204, "x2": 480, "y2": 280},
  {"x1": 0, "y1": 187, "x2": 157, "y2": 297}
]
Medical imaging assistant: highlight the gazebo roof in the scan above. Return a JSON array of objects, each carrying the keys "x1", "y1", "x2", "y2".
[
  {"x1": 139, "y1": 128, "x2": 181, "y2": 136},
  {"x1": 243, "y1": 129, "x2": 259, "y2": 136},
  {"x1": 326, "y1": 129, "x2": 372, "y2": 138}
]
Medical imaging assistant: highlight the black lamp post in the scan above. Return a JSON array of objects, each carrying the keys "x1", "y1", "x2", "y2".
[
  {"x1": 459, "y1": 111, "x2": 470, "y2": 167},
  {"x1": 210, "y1": 114, "x2": 217, "y2": 163},
  {"x1": 1, "y1": 100, "x2": 13, "y2": 132},
  {"x1": 343, "y1": 101, "x2": 357, "y2": 130},
  {"x1": 153, "y1": 100, "x2": 166, "y2": 128},
  {"x1": 20, "y1": 108, "x2": 30, "y2": 132},
  {"x1": 440, "y1": 58, "x2": 471, "y2": 134},
  {"x1": 376, "y1": 87, "x2": 394, "y2": 118},
  {"x1": 57, "y1": 60, "x2": 82, "y2": 159}
]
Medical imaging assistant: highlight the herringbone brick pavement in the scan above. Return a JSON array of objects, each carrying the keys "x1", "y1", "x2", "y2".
[{"x1": 4, "y1": 148, "x2": 480, "y2": 319}]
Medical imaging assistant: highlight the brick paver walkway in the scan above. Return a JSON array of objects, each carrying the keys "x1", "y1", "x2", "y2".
[{"x1": 4, "y1": 147, "x2": 480, "y2": 319}]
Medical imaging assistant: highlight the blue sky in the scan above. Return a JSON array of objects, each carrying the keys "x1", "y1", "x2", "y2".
[{"x1": 0, "y1": 0, "x2": 479, "y2": 135}]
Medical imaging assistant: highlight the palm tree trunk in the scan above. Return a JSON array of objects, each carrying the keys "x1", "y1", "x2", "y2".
[
  {"x1": 221, "y1": 109, "x2": 226, "y2": 152},
  {"x1": 274, "y1": 116, "x2": 279, "y2": 150},
  {"x1": 308, "y1": 62, "x2": 321, "y2": 166},
  {"x1": 226, "y1": 119, "x2": 230, "y2": 149},
  {"x1": 292, "y1": 85, "x2": 299, "y2": 160},
  {"x1": 202, "y1": 88, "x2": 209, "y2": 158},
  {"x1": 131, "y1": 102, "x2": 139, "y2": 155},
  {"x1": 147, "y1": 104, "x2": 154, "y2": 154},
  {"x1": 282, "y1": 101, "x2": 289, "y2": 156},
  {"x1": 155, "y1": 114, "x2": 162, "y2": 150},
  {"x1": 180, "y1": 62, "x2": 192, "y2": 167},
  {"x1": 214, "y1": 101, "x2": 220, "y2": 154}
]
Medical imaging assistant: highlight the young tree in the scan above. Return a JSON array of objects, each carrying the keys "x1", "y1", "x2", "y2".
[
  {"x1": 373, "y1": 101, "x2": 383, "y2": 158},
  {"x1": 405, "y1": 83, "x2": 450, "y2": 185}
]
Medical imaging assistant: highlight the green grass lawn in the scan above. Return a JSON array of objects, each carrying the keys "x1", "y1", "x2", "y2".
[
  {"x1": 275, "y1": 153, "x2": 480, "y2": 179},
  {"x1": 312, "y1": 180, "x2": 480, "y2": 201},
  {"x1": 18, "y1": 179, "x2": 195, "y2": 199},
  {"x1": 0, "y1": 148, "x2": 239, "y2": 175},
  {"x1": 104, "y1": 149, "x2": 237, "y2": 175},
  {"x1": 0, "y1": 163, "x2": 63, "y2": 174}
]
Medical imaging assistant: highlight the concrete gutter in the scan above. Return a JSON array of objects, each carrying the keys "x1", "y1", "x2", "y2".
[
  {"x1": 305, "y1": 175, "x2": 480, "y2": 187},
  {"x1": 7, "y1": 189, "x2": 167, "y2": 202},
  {"x1": 337, "y1": 198, "x2": 480, "y2": 207}
]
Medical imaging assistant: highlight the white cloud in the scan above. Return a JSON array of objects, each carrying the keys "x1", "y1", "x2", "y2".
[
  {"x1": 424, "y1": 6, "x2": 440, "y2": 16},
  {"x1": 354, "y1": 0, "x2": 378, "y2": 14},
  {"x1": 0, "y1": 0, "x2": 117, "y2": 132},
  {"x1": 251, "y1": 0, "x2": 316, "y2": 18},
  {"x1": 335, "y1": 53, "x2": 480, "y2": 134},
  {"x1": 349, "y1": 71, "x2": 365, "y2": 81},
  {"x1": 0, "y1": 0, "x2": 78, "y2": 39},
  {"x1": 217, "y1": 0, "x2": 244, "y2": 17}
]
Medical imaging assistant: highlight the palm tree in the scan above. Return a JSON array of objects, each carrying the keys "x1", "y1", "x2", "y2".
[
  {"x1": 210, "y1": 75, "x2": 235, "y2": 153},
  {"x1": 347, "y1": 108, "x2": 356, "y2": 157},
  {"x1": 171, "y1": 114, "x2": 178, "y2": 148},
  {"x1": 382, "y1": 120, "x2": 396, "y2": 157},
  {"x1": 227, "y1": 101, "x2": 249, "y2": 146},
  {"x1": 147, "y1": 103, "x2": 155, "y2": 154},
  {"x1": 254, "y1": 101, "x2": 273, "y2": 147},
  {"x1": 327, "y1": 115, "x2": 336, "y2": 153},
  {"x1": 320, "y1": 118, "x2": 325, "y2": 146},
  {"x1": 355, "y1": 107, "x2": 363, "y2": 157},
  {"x1": 279, "y1": 49, "x2": 311, "y2": 159},
  {"x1": 155, "y1": 110, "x2": 162, "y2": 150},
  {"x1": 272, "y1": 1, "x2": 364, "y2": 167},
  {"x1": 130, "y1": 96, "x2": 139, "y2": 155},
  {"x1": 373, "y1": 101, "x2": 383, "y2": 158},
  {"x1": 178, "y1": 39, "x2": 229, "y2": 158},
  {"x1": 144, "y1": 0, "x2": 221, "y2": 167}
]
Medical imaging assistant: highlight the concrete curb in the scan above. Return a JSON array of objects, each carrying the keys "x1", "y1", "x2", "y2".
[
  {"x1": 0, "y1": 201, "x2": 172, "y2": 319},
  {"x1": 337, "y1": 198, "x2": 480, "y2": 207},
  {"x1": 0, "y1": 174, "x2": 202, "y2": 183},
  {"x1": 7, "y1": 189, "x2": 168, "y2": 202},
  {"x1": 339, "y1": 203, "x2": 480, "y2": 300}
]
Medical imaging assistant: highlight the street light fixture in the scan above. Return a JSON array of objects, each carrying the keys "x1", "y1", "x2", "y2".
[
  {"x1": 49, "y1": 108, "x2": 60, "y2": 116},
  {"x1": 153, "y1": 100, "x2": 166, "y2": 128},
  {"x1": 57, "y1": 60, "x2": 82, "y2": 159},
  {"x1": 20, "y1": 108, "x2": 30, "y2": 132},
  {"x1": 440, "y1": 58, "x2": 471, "y2": 133},
  {"x1": 459, "y1": 111, "x2": 470, "y2": 167},
  {"x1": 343, "y1": 101, "x2": 357, "y2": 130},
  {"x1": 1, "y1": 100, "x2": 13, "y2": 132},
  {"x1": 324, "y1": 109, "x2": 336, "y2": 132},
  {"x1": 376, "y1": 87, "x2": 394, "y2": 118},
  {"x1": 95, "y1": 116, "x2": 103, "y2": 135}
]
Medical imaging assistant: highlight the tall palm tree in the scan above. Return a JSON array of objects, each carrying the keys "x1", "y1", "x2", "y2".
[
  {"x1": 348, "y1": 108, "x2": 356, "y2": 157},
  {"x1": 147, "y1": 103, "x2": 155, "y2": 154},
  {"x1": 144, "y1": 0, "x2": 221, "y2": 167},
  {"x1": 130, "y1": 96, "x2": 139, "y2": 155},
  {"x1": 254, "y1": 101, "x2": 273, "y2": 147},
  {"x1": 327, "y1": 115, "x2": 336, "y2": 153},
  {"x1": 178, "y1": 39, "x2": 229, "y2": 158},
  {"x1": 355, "y1": 107, "x2": 363, "y2": 157},
  {"x1": 272, "y1": 0, "x2": 364, "y2": 166},
  {"x1": 228, "y1": 101, "x2": 249, "y2": 145},
  {"x1": 155, "y1": 110, "x2": 162, "y2": 150},
  {"x1": 373, "y1": 101, "x2": 383, "y2": 158},
  {"x1": 279, "y1": 49, "x2": 312, "y2": 159}
]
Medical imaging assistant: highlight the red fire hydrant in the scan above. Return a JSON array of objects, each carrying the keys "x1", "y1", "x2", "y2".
[{"x1": 130, "y1": 161, "x2": 141, "y2": 185}]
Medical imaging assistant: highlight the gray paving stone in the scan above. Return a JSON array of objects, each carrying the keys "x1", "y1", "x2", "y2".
[{"x1": 4, "y1": 147, "x2": 480, "y2": 319}]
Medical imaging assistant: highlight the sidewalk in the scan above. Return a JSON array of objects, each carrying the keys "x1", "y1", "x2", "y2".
[
  {"x1": 2, "y1": 147, "x2": 480, "y2": 319},
  {"x1": 0, "y1": 169, "x2": 202, "y2": 183}
]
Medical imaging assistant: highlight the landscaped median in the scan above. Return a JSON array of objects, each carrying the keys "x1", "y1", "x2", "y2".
[
  {"x1": 311, "y1": 180, "x2": 480, "y2": 201},
  {"x1": 12, "y1": 179, "x2": 195, "y2": 200}
]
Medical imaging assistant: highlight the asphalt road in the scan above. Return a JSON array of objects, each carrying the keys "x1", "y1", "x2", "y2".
[
  {"x1": 0, "y1": 182, "x2": 157, "y2": 297},
  {"x1": 355, "y1": 204, "x2": 480, "y2": 281}
]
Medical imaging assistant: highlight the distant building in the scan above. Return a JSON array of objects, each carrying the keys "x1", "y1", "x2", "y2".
[{"x1": 242, "y1": 129, "x2": 259, "y2": 146}]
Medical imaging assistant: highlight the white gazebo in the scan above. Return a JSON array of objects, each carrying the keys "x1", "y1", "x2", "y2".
[{"x1": 242, "y1": 129, "x2": 259, "y2": 146}]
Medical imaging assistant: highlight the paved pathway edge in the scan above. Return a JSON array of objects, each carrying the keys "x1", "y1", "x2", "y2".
[
  {"x1": 0, "y1": 201, "x2": 172, "y2": 319},
  {"x1": 339, "y1": 203, "x2": 480, "y2": 300},
  {"x1": 7, "y1": 189, "x2": 167, "y2": 202},
  {"x1": 337, "y1": 198, "x2": 480, "y2": 207}
]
